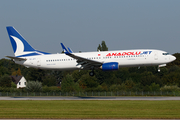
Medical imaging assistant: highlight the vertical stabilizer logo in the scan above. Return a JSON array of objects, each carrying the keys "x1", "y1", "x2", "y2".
[{"x1": 10, "y1": 36, "x2": 34, "y2": 57}]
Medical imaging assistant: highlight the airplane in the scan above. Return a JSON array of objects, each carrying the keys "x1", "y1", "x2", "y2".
[{"x1": 6, "y1": 26, "x2": 176, "y2": 76}]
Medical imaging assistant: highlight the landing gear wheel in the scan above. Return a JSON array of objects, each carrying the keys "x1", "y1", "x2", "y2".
[{"x1": 89, "y1": 71, "x2": 95, "y2": 76}]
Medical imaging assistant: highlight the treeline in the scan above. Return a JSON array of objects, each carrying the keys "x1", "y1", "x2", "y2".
[{"x1": 0, "y1": 52, "x2": 180, "y2": 92}]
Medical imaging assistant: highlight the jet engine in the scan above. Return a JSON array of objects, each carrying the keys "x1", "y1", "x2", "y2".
[{"x1": 100, "y1": 62, "x2": 119, "y2": 71}]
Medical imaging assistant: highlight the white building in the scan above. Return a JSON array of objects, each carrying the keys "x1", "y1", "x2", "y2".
[{"x1": 11, "y1": 76, "x2": 27, "y2": 88}]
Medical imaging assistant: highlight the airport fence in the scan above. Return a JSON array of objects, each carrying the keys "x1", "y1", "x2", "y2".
[{"x1": 0, "y1": 91, "x2": 180, "y2": 96}]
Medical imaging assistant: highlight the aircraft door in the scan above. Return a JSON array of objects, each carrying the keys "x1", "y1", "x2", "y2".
[{"x1": 154, "y1": 51, "x2": 158, "y2": 60}]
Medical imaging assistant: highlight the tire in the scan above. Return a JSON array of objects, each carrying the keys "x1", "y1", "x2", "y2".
[{"x1": 89, "y1": 71, "x2": 94, "y2": 76}]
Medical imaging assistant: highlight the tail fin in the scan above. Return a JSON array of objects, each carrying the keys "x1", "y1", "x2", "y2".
[{"x1": 6, "y1": 26, "x2": 50, "y2": 57}]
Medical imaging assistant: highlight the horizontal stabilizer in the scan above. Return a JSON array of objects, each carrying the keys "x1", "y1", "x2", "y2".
[{"x1": 6, "y1": 56, "x2": 26, "y2": 61}]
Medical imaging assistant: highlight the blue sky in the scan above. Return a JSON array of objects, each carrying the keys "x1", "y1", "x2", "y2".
[{"x1": 0, "y1": 0, "x2": 180, "y2": 59}]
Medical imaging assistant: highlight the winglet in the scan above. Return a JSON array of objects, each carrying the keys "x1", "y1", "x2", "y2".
[
  {"x1": 68, "y1": 47, "x2": 73, "y2": 53},
  {"x1": 60, "y1": 43, "x2": 71, "y2": 55}
]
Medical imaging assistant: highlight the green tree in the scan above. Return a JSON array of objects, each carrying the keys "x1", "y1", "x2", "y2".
[
  {"x1": 162, "y1": 72, "x2": 180, "y2": 86},
  {"x1": 0, "y1": 66, "x2": 9, "y2": 77},
  {"x1": 12, "y1": 68, "x2": 22, "y2": 76},
  {"x1": 0, "y1": 74, "x2": 12, "y2": 87},
  {"x1": 160, "y1": 85, "x2": 180, "y2": 92},
  {"x1": 72, "y1": 70, "x2": 88, "y2": 82},
  {"x1": 115, "y1": 68, "x2": 130, "y2": 82},
  {"x1": 140, "y1": 71, "x2": 162, "y2": 87},
  {"x1": 42, "y1": 86, "x2": 61, "y2": 92},
  {"x1": 26, "y1": 68, "x2": 45, "y2": 82},
  {"x1": 168, "y1": 65, "x2": 180, "y2": 73},
  {"x1": 105, "y1": 74, "x2": 121, "y2": 86},
  {"x1": 78, "y1": 74, "x2": 98, "y2": 89},
  {"x1": 42, "y1": 75, "x2": 57, "y2": 86},
  {"x1": 0, "y1": 59, "x2": 28, "y2": 76},
  {"x1": 95, "y1": 70, "x2": 114, "y2": 85},
  {"x1": 61, "y1": 74, "x2": 78, "y2": 92},
  {"x1": 26, "y1": 81, "x2": 42, "y2": 92},
  {"x1": 124, "y1": 78, "x2": 135, "y2": 90},
  {"x1": 149, "y1": 83, "x2": 160, "y2": 91},
  {"x1": 97, "y1": 41, "x2": 108, "y2": 51},
  {"x1": 156, "y1": 67, "x2": 168, "y2": 79},
  {"x1": 11, "y1": 82, "x2": 17, "y2": 88}
]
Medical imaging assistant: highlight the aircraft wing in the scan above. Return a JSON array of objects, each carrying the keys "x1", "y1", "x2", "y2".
[{"x1": 60, "y1": 43, "x2": 102, "y2": 69}]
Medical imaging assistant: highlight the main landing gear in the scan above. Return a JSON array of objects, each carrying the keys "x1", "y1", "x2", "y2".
[{"x1": 89, "y1": 70, "x2": 95, "y2": 76}]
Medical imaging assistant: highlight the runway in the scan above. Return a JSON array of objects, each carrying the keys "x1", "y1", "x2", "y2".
[{"x1": 1, "y1": 96, "x2": 180, "y2": 100}]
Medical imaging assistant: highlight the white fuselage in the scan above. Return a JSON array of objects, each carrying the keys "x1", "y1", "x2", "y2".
[{"x1": 15, "y1": 49, "x2": 176, "y2": 70}]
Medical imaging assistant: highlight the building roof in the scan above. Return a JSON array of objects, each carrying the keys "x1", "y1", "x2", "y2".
[{"x1": 11, "y1": 76, "x2": 23, "y2": 84}]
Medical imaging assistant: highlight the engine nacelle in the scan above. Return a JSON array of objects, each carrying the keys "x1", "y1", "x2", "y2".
[{"x1": 100, "y1": 62, "x2": 119, "y2": 71}]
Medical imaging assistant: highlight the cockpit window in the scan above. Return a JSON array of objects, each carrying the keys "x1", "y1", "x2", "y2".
[{"x1": 163, "y1": 53, "x2": 170, "y2": 55}]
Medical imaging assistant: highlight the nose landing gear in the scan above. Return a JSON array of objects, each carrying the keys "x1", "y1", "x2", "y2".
[{"x1": 158, "y1": 64, "x2": 166, "y2": 72}]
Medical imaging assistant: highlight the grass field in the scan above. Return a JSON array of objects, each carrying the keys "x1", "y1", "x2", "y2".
[{"x1": 0, "y1": 100, "x2": 180, "y2": 119}]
